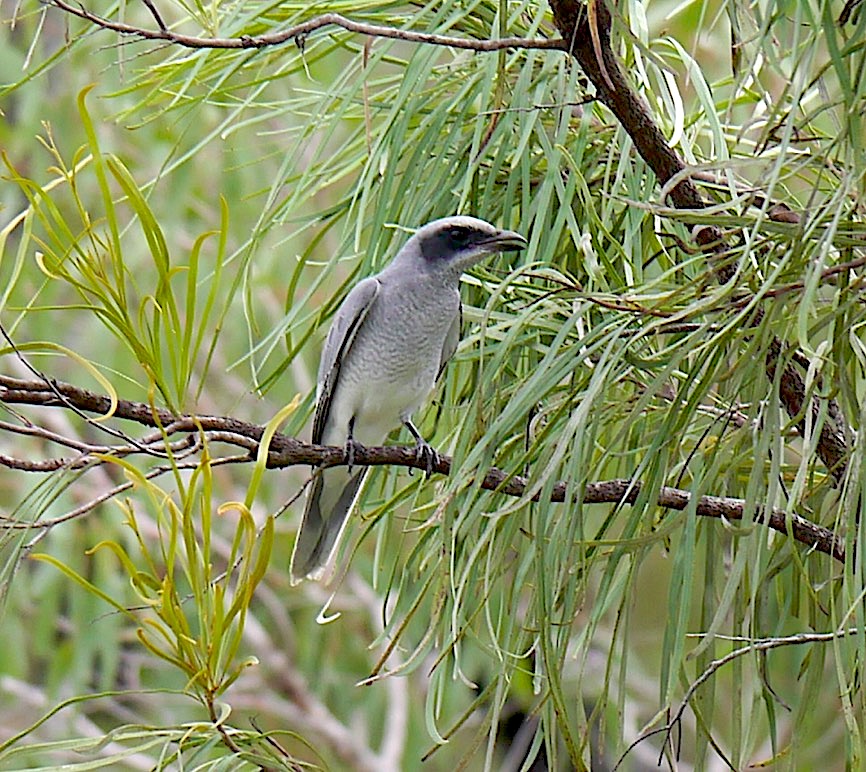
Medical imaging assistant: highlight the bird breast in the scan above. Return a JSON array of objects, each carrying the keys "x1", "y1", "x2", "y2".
[{"x1": 326, "y1": 278, "x2": 460, "y2": 447}]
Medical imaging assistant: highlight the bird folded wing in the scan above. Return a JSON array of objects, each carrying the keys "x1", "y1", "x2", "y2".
[{"x1": 312, "y1": 276, "x2": 381, "y2": 444}]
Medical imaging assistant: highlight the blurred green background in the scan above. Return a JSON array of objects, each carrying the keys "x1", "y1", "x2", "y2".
[{"x1": 2, "y1": 0, "x2": 866, "y2": 769}]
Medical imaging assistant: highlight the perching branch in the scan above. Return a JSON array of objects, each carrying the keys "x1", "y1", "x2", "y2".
[
  {"x1": 44, "y1": 1, "x2": 565, "y2": 52},
  {"x1": 0, "y1": 375, "x2": 845, "y2": 562}
]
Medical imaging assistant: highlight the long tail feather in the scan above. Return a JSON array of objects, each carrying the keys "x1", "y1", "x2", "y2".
[{"x1": 289, "y1": 467, "x2": 368, "y2": 583}]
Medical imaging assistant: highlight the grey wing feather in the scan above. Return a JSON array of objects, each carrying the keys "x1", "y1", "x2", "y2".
[
  {"x1": 312, "y1": 277, "x2": 381, "y2": 443},
  {"x1": 291, "y1": 277, "x2": 380, "y2": 584},
  {"x1": 437, "y1": 303, "x2": 462, "y2": 381}
]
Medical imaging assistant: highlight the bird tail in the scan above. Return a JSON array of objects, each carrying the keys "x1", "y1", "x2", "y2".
[{"x1": 290, "y1": 466, "x2": 368, "y2": 584}]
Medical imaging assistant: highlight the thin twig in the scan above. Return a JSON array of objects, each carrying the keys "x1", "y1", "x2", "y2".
[
  {"x1": 0, "y1": 322, "x2": 169, "y2": 457},
  {"x1": 138, "y1": 0, "x2": 166, "y2": 31},
  {"x1": 206, "y1": 699, "x2": 245, "y2": 759},
  {"x1": 614, "y1": 627, "x2": 864, "y2": 771},
  {"x1": 0, "y1": 419, "x2": 201, "y2": 470},
  {"x1": 45, "y1": 2, "x2": 565, "y2": 52},
  {"x1": 0, "y1": 418, "x2": 109, "y2": 453},
  {"x1": 0, "y1": 454, "x2": 248, "y2": 532},
  {"x1": 732, "y1": 251, "x2": 866, "y2": 307}
]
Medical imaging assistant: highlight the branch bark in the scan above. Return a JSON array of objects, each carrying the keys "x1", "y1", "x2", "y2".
[
  {"x1": 45, "y1": 2, "x2": 564, "y2": 52},
  {"x1": 0, "y1": 375, "x2": 844, "y2": 562}
]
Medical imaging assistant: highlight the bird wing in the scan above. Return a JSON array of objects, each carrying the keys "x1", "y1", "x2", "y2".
[
  {"x1": 437, "y1": 302, "x2": 462, "y2": 381},
  {"x1": 312, "y1": 276, "x2": 381, "y2": 444}
]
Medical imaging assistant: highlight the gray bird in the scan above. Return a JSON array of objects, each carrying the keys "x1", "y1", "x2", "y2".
[{"x1": 290, "y1": 215, "x2": 527, "y2": 583}]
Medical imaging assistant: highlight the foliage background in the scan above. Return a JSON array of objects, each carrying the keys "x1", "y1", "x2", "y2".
[{"x1": 1, "y1": 0, "x2": 865, "y2": 769}]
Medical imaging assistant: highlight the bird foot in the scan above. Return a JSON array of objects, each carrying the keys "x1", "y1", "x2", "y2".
[
  {"x1": 344, "y1": 438, "x2": 366, "y2": 475},
  {"x1": 414, "y1": 440, "x2": 440, "y2": 479}
]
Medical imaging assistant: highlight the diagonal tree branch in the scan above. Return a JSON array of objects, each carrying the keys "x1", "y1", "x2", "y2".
[
  {"x1": 0, "y1": 375, "x2": 845, "y2": 562},
  {"x1": 547, "y1": 0, "x2": 851, "y2": 483}
]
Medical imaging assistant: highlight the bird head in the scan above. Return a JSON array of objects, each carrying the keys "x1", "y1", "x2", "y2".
[{"x1": 398, "y1": 215, "x2": 527, "y2": 274}]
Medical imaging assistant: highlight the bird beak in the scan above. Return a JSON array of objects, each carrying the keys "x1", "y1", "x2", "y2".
[{"x1": 483, "y1": 229, "x2": 528, "y2": 252}]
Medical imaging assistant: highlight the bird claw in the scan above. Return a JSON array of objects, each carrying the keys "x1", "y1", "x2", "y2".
[
  {"x1": 414, "y1": 441, "x2": 440, "y2": 479},
  {"x1": 344, "y1": 438, "x2": 366, "y2": 475}
]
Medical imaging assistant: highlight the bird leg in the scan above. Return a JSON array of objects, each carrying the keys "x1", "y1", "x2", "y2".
[
  {"x1": 403, "y1": 419, "x2": 439, "y2": 479},
  {"x1": 344, "y1": 416, "x2": 366, "y2": 474}
]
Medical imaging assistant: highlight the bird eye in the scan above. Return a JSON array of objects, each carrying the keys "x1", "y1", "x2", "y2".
[{"x1": 447, "y1": 226, "x2": 471, "y2": 247}]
